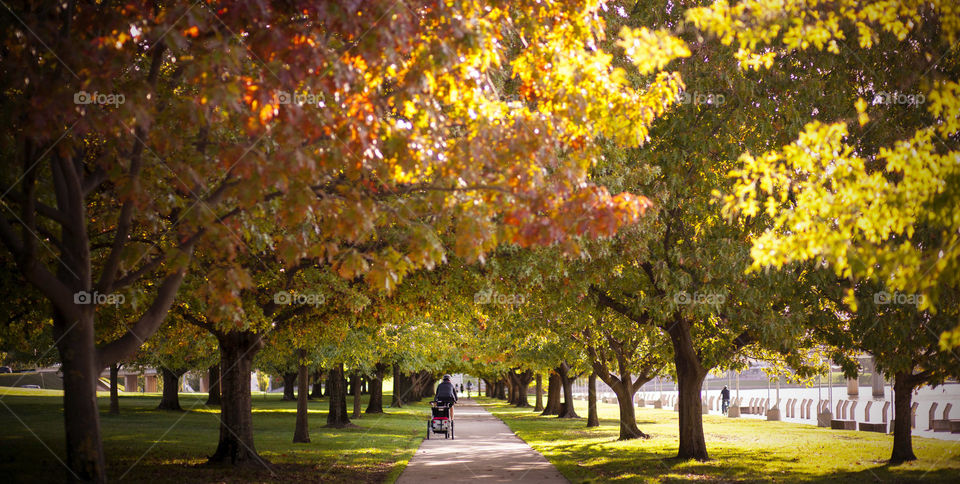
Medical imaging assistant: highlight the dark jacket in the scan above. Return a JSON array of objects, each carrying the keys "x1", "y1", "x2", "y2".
[
  {"x1": 435, "y1": 381, "x2": 458, "y2": 403},
  {"x1": 721, "y1": 388, "x2": 730, "y2": 400}
]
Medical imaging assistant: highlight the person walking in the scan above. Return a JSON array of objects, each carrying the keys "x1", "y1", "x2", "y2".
[
  {"x1": 721, "y1": 385, "x2": 731, "y2": 414},
  {"x1": 466, "y1": 380, "x2": 472, "y2": 398}
]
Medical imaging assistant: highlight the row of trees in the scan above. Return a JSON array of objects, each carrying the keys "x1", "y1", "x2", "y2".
[{"x1": 2, "y1": 0, "x2": 959, "y2": 481}]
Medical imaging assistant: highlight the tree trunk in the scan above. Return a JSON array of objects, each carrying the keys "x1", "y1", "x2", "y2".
[
  {"x1": 534, "y1": 373, "x2": 544, "y2": 412},
  {"x1": 541, "y1": 371, "x2": 561, "y2": 416},
  {"x1": 310, "y1": 369, "x2": 323, "y2": 399},
  {"x1": 206, "y1": 363, "x2": 221, "y2": 406},
  {"x1": 890, "y1": 372, "x2": 918, "y2": 463},
  {"x1": 209, "y1": 330, "x2": 269, "y2": 468},
  {"x1": 391, "y1": 364, "x2": 405, "y2": 407},
  {"x1": 293, "y1": 349, "x2": 310, "y2": 443},
  {"x1": 366, "y1": 363, "x2": 387, "y2": 414},
  {"x1": 109, "y1": 364, "x2": 121, "y2": 415},
  {"x1": 669, "y1": 319, "x2": 709, "y2": 460},
  {"x1": 326, "y1": 363, "x2": 351, "y2": 427},
  {"x1": 586, "y1": 339, "x2": 653, "y2": 440},
  {"x1": 514, "y1": 377, "x2": 530, "y2": 407},
  {"x1": 587, "y1": 372, "x2": 599, "y2": 427},
  {"x1": 493, "y1": 379, "x2": 507, "y2": 399},
  {"x1": 351, "y1": 372, "x2": 363, "y2": 419},
  {"x1": 416, "y1": 371, "x2": 435, "y2": 400},
  {"x1": 55, "y1": 311, "x2": 107, "y2": 482},
  {"x1": 512, "y1": 370, "x2": 532, "y2": 407},
  {"x1": 483, "y1": 378, "x2": 492, "y2": 397},
  {"x1": 281, "y1": 372, "x2": 297, "y2": 401},
  {"x1": 157, "y1": 367, "x2": 184, "y2": 411},
  {"x1": 506, "y1": 374, "x2": 518, "y2": 404},
  {"x1": 557, "y1": 362, "x2": 580, "y2": 418}
]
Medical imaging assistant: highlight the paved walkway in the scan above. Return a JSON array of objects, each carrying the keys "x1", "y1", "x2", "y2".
[{"x1": 396, "y1": 399, "x2": 568, "y2": 483}]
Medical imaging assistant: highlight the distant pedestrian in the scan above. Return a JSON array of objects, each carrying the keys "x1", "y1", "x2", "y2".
[
  {"x1": 721, "y1": 385, "x2": 730, "y2": 414},
  {"x1": 460, "y1": 383, "x2": 464, "y2": 393},
  {"x1": 466, "y1": 380, "x2": 472, "y2": 398}
]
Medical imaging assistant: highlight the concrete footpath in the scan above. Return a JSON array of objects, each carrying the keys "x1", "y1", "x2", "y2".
[{"x1": 396, "y1": 399, "x2": 568, "y2": 483}]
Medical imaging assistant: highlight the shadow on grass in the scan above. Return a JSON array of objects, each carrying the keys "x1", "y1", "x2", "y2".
[
  {"x1": 478, "y1": 397, "x2": 960, "y2": 483},
  {"x1": 112, "y1": 461, "x2": 392, "y2": 484}
]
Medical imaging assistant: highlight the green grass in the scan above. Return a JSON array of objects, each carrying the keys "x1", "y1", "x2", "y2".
[
  {"x1": 479, "y1": 397, "x2": 960, "y2": 483},
  {"x1": 0, "y1": 387, "x2": 428, "y2": 483}
]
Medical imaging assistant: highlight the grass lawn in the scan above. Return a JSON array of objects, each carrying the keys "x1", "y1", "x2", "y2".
[
  {"x1": 0, "y1": 387, "x2": 428, "y2": 483},
  {"x1": 479, "y1": 397, "x2": 960, "y2": 483}
]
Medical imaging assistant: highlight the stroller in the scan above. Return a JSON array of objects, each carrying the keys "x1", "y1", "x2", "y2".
[{"x1": 427, "y1": 400, "x2": 455, "y2": 439}]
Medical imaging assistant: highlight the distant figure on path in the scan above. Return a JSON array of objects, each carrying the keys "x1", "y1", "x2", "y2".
[
  {"x1": 466, "y1": 380, "x2": 472, "y2": 398},
  {"x1": 721, "y1": 385, "x2": 730, "y2": 414}
]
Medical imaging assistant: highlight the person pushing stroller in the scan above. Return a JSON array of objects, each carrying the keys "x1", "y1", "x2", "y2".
[
  {"x1": 435, "y1": 374, "x2": 458, "y2": 414},
  {"x1": 427, "y1": 375, "x2": 459, "y2": 439}
]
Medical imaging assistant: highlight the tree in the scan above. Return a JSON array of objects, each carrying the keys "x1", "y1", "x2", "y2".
[
  {"x1": 704, "y1": 0, "x2": 960, "y2": 347},
  {"x1": 581, "y1": 320, "x2": 665, "y2": 440},
  {"x1": 2, "y1": 1, "x2": 693, "y2": 478},
  {"x1": 695, "y1": 0, "x2": 960, "y2": 463},
  {"x1": 138, "y1": 320, "x2": 217, "y2": 412}
]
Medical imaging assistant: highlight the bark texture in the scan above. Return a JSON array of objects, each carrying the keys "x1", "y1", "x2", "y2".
[
  {"x1": 325, "y1": 363, "x2": 351, "y2": 428},
  {"x1": 351, "y1": 372, "x2": 363, "y2": 419},
  {"x1": 157, "y1": 367, "x2": 185, "y2": 411},
  {"x1": 890, "y1": 372, "x2": 918, "y2": 463},
  {"x1": 541, "y1": 371, "x2": 562, "y2": 416},
  {"x1": 109, "y1": 364, "x2": 120, "y2": 415},
  {"x1": 366, "y1": 363, "x2": 387, "y2": 414},
  {"x1": 587, "y1": 372, "x2": 599, "y2": 427},
  {"x1": 281, "y1": 372, "x2": 297, "y2": 401},
  {"x1": 668, "y1": 319, "x2": 709, "y2": 460},
  {"x1": 557, "y1": 362, "x2": 580, "y2": 418},
  {"x1": 205, "y1": 363, "x2": 221, "y2": 406},
  {"x1": 209, "y1": 331, "x2": 269, "y2": 468},
  {"x1": 534, "y1": 374, "x2": 544, "y2": 412},
  {"x1": 293, "y1": 349, "x2": 310, "y2": 443}
]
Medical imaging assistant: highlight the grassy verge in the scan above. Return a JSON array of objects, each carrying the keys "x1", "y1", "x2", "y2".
[
  {"x1": 0, "y1": 387, "x2": 427, "y2": 483},
  {"x1": 479, "y1": 396, "x2": 960, "y2": 483}
]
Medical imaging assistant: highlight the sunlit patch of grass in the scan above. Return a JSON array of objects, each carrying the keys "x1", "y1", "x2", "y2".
[
  {"x1": 0, "y1": 390, "x2": 428, "y2": 483},
  {"x1": 480, "y1": 397, "x2": 960, "y2": 483}
]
